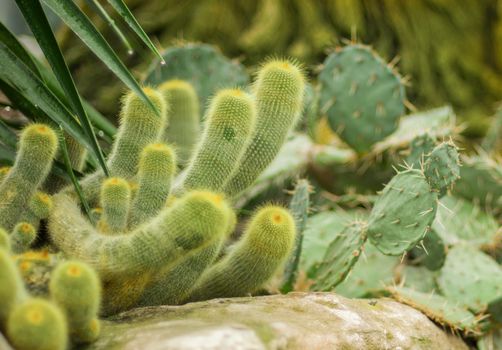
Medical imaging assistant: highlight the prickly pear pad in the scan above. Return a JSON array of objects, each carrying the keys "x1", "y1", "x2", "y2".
[
  {"x1": 368, "y1": 169, "x2": 437, "y2": 255},
  {"x1": 438, "y1": 245, "x2": 502, "y2": 312},
  {"x1": 312, "y1": 221, "x2": 367, "y2": 291},
  {"x1": 319, "y1": 44, "x2": 405, "y2": 153},
  {"x1": 423, "y1": 141, "x2": 460, "y2": 194}
]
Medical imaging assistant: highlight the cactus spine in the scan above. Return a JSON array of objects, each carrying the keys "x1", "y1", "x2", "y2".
[
  {"x1": 158, "y1": 80, "x2": 200, "y2": 165},
  {"x1": 223, "y1": 60, "x2": 305, "y2": 197},
  {"x1": 0, "y1": 124, "x2": 58, "y2": 231}
]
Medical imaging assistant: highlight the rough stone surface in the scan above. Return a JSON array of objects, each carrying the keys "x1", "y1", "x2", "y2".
[{"x1": 83, "y1": 292, "x2": 468, "y2": 350}]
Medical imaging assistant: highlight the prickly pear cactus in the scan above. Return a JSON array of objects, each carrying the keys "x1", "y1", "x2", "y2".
[
  {"x1": 423, "y1": 141, "x2": 461, "y2": 195},
  {"x1": 388, "y1": 286, "x2": 481, "y2": 335},
  {"x1": 144, "y1": 43, "x2": 249, "y2": 113},
  {"x1": 311, "y1": 220, "x2": 367, "y2": 291},
  {"x1": 405, "y1": 133, "x2": 437, "y2": 168},
  {"x1": 409, "y1": 229, "x2": 446, "y2": 271},
  {"x1": 437, "y1": 245, "x2": 502, "y2": 313},
  {"x1": 395, "y1": 265, "x2": 437, "y2": 293},
  {"x1": 319, "y1": 44, "x2": 406, "y2": 153},
  {"x1": 367, "y1": 169, "x2": 437, "y2": 255}
]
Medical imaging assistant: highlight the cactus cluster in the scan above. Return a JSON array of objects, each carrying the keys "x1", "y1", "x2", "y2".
[{"x1": 0, "y1": 53, "x2": 307, "y2": 347}]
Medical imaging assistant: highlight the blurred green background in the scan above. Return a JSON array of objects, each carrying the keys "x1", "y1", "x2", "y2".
[{"x1": 3, "y1": 0, "x2": 502, "y2": 137}]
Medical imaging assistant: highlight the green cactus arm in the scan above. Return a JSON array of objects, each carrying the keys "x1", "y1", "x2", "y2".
[
  {"x1": 129, "y1": 143, "x2": 176, "y2": 229},
  {"x1": 0, "y1": 229, "x2": 10, "y2": 251},
  {"x1": 222, "y1": 59, "x2": 305, "y2": 197},
  {"x1": 50, "y1": 260, "x2": 101, "y2": 344},
  {"x1": 10, "y1": 222, "x2": 37, "y2": 254},
  {"x1": 180, "y1": 88, "x2": 256, "y2": 193},
  {"x1": 98, "y1": 177, "x2": 131, "y2": 233},
  {"x1": 6, "y1": 298, "x2": 68, "y2": 350},
  {"x1": 158, "y1": 80, "x2": 200, "y2": 166},
  {"x1": 16, "y1": 192, "x2": 54, "y2": 233},
  {"x1": 49, "y1": 190, "x2": 230, "y2": 278},
  {"x1": 186, "y1": 205, "x2": 296, "y2": 302},
  {"x1": 0, "y1": 248, "x2": 26, "y2": 326},
  {"x1": 0, "y1": 124, "x2": 58, "y2": 231},
  {"x1": 77, "y1": 88, "x2": 167, "y2": 203}
]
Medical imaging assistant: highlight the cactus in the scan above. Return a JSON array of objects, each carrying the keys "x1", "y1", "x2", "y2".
[
  {"x1": 50, "y1": 261, "x2": 101, "y2": 344},
  {"x1": 158, "y1": 80, "x2": 200, "y2": 165},
  {"x1": 319, "y1": 44, "x2": 406, "y2": 153},
  {"x1": 181, "y1": 89, "x2": 256, "y2": 192},
  {"x1": 0, "y1": 124, "x2": 58, "y2": 231},
  {"x1": 10, "y1": 223, "x2": 37, "y2": 254},
  {"x1": 395, "y1": 265, "x2": 437, "y2": 293},
  {"x1": 0, "y1": 248, "x2": 26, "y2": 326},
  {"x1": 437, "y1": 245, "x2": 502, "y2": 313},
  {"x1": 367, "y1": 169, "x2": 438, "y2": 255},
  {"x1": 408, "y1": 229, "x2": 446, "y2": 271},
  {"x1": 433, "y1": 195, "x2": 499, "y2": 246},
  {"x1": 423, "y1": 141, "x2": 460, "y2": 195},
  {"x1": 98, "y1": 177, "x2": 131, "y2": 233},
  {"x1": 78, "y1": 88, "x2": 167, "y2": 203},
  {"x1": 388, "y1": 286, "x2": 481, "y2": 335},
  {"x1": 0, "y1": 229, "x2": 9, "y2": 250},
  {"x1": 129, "y1": 143, "x2": 176, "y2": 228},
  {"x1": 144, "y1": 43, "x2": 249, "y2": 113},
  {"x1": 223, "y1": 59, "x2": 306, "y2": 197},
  {"x1": 187, "y1": 205, "x2": 296, "y2": 301},
  {"x1": 6, "y1": 298, "x2": 68, "y2": 350},
  {"x1": 311, "y1": 220, "x2": 367, "y2": 291},
  {"x1": 405, "y1": 133, "x2": 437, "y2": 168}
]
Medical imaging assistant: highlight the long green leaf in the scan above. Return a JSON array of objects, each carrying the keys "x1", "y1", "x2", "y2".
[
  {"x1": 86, "y1": 0, "x2": 133, "y2": 54},
  {"x1": 0, "y1": 22, "x2": 41, "y2": 77},
  {"x1": 0, "y1": 144, "x2": 15, "y2": 164},
  {"x1": 40, "y1": 0, "x2": 159, "y2": 116},
  {"x1": 106, "y1": 0, "x2": 165, "y2": 63},
  {"x1": 0, "y1": 42, "x2": 96, "y2": 155},
  {"x1": 0, "y1": 119, "x2": 17, "y2": 149},
  {"x1": 15, "y1": 0, "x2": 109, "y2": 175}
]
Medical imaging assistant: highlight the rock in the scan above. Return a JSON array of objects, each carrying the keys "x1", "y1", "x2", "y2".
[{"x1": 84, "y1": 292, "x2": 468, "y2": 350}]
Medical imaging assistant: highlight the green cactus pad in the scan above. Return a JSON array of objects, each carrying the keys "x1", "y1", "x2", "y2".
[
  {"x1": 319, "y1": 44, "x2": 405, "y2": 153},
  {"x1": 395, "y1": 265, "x2": 437, "y2": 293},
  {"x1": 300, "y1": 210, "x2": 367, "y2": 279},
  {"x1": 423, "y1": 141, "x2": 460, "y2": 194},
  {"x1": 311, "y1": 221, "x2": 367, "y2": 291},
  {"x1": 454, "y1": 155, "x2": 502, "y2": 215},
  {"x1": 281, "y1": 179, "x2": 311, "y2": 293},
  {"x1": 6, "y1": 298, "x2": 68, "y2": 350},
  {"x1": 372, "y1": 106, "x2": 456, "y2": 155},
  {"x1": 409, "y1": 229, "x2": 446, "y2": 271},
  {"x1": 437, "y1": 245, "x2": 502, "y2": 312},
  {"x1": 144, "y1": 43, "x2": 249, "y2": 113},
  {"x1": 405, "y1": 133, "x2": 436, "y2": 169},
  {"x1": 368, "y1": 169, "x2": 438, "y2": 255},
  {"x1": 388, "y1": 286, "x2": 481, "y2": 335},
  {"x1": 433, "y1": 195, "x2": 499, "y2": 246},
  {"x1": 335, "y1": 242, "x2": 398, "y2": 298}
]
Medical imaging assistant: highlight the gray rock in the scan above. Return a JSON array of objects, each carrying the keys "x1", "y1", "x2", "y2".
[{"x1": 84, "y1": 292, "x2": 468, "y2": 350}]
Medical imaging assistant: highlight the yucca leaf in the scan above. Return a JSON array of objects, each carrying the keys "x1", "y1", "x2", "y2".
[
  {"x1": 0, "y1": 144, "x2": 15, "y2": 164},
  {"x1": 0, "y1": 22, "x2": 40, "y2": 77},
  {"x1": 15, "y1": 0, "x2": 109, "y2": 175},
  {"x1": 86, "y1": 0, "x2": 133, "y2": 54},
  {"x1": 106, "y1": 0, "x2": 165, "y2": 63},
  {"x1": 0, "y1": 42, "x2": 97, "y2": 157},
  {"x1": 0, "y1": 119, "x2": 17, "y2": 149},
  {"x1": 40, "y1": 0, "x2": 159, "y2": 116}
]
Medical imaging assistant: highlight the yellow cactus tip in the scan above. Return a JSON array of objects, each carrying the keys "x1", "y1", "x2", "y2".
[
  {"x1": 35, "y1": 125, "x2": 49, "y2": 133},
  {"x1": 37, "y1": 193, "x2": 51, "y2": 203},
  {"x1": 27, "y1": 308, "x2": 44, "y2": 325},
  {"x1": 20, "y1": 261, "x2": 31, "y2": 272},
  {"x1": 227, "y1": 88, "x2": 244, "y2": 97},
  {"x1": 20, "y1": 223, "x2": 32, "y2": 234},
  {"x1": 142, "y1": 86, "x2": 156, "y2": 95},
  {"x1": 160, "y1": 79, "x2": 190, "y2": 89},
  {"x1": 272, "y1": 212, "x2": 284, "y2": 224},
  {"x1": 67, "y1": 264, "x2": 82, "y2": 277}
]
